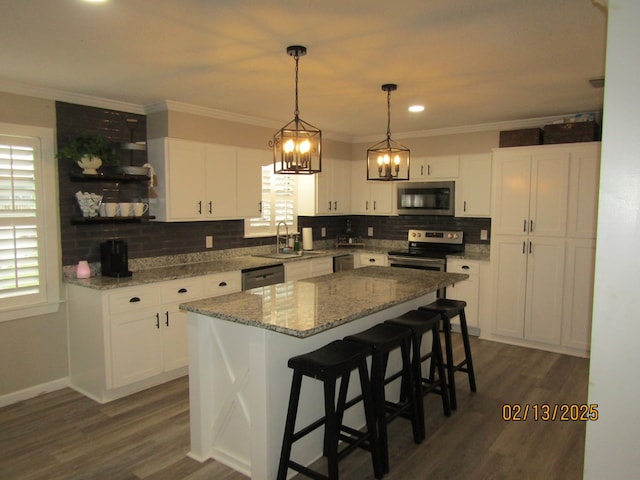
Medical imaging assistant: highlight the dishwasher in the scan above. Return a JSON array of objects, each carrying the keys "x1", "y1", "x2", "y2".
[
  {"x1": 333, "y1": 253, "x2": 354, "y2": 272},
  {"x1": 241, "y1": 264, "x2": 285, "y2": 290}
]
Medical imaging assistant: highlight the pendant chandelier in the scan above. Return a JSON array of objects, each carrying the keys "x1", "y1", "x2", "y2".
[
  {"x1": 367, "y1": 83, "x2": 410, "y2": 181},
  {"x1": 270, "y1": 45, "x2": 322, "y2": 174}
]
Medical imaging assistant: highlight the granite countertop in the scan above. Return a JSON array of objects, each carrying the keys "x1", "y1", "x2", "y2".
[{"x1": 180, "y1": 266, "x2": 468, "y2": 338}]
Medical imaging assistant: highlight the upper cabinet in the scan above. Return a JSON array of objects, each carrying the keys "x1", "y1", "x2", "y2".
[
  {"x1": 410, "y1": 155, "x2": 459, "y2": 180},
  {"x1": 298, "y1": 158, "x2": 352, "y2": 216},
  {"x1": 350, "y1": 161, "x2": 395, "y2": 215},
  {"x1": 456, "y1": 153, "x2": 492, "y2": 218},
  {"x1": 148, "y1": 138, "x2": 264, "y2": 222}
]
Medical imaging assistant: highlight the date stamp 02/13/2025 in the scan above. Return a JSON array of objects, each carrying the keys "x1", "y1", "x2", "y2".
[{"x1": 502, "y1": 403, "x2": 599, "y2": 422}]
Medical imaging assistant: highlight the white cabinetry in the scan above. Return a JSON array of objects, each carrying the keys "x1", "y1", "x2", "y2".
[
  {"x1": 455, "y1": 153, "x2": 492, "y2": 217},
  {"x1": 445, "y1": 259, "x2": 481, "y2": 335},
  {"x1": 351, "y1": 162, "x2": 395, "y2": 215},
  {"x1": 67, "y1": 271, "x2": 241, "y2": 402},
  {"x1": 489, "y1": 143, "x2": 600, "y2": 357},
  {"x1": 148, "y1": 138, "x2": 263, "y2": 221},
  {"x1": 236, "y1": 147, "x2": 269, "y2": 218},
  {"x1": 284, "y1": 257, "x2": 333, "y2": 281},
  {"x1": 354, "y1": 252, "x2": 389, "y2": 268},
  {"x1": 410, "y1": 155, "x2": 459, "y2": 180},
  {"x1": 298, "y1": 158, "x2": 352, "y2": 215}
]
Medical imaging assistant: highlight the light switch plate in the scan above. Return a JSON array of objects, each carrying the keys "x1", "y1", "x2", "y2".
[
  {"x1": 368, "y1": 227, "x2": 374, "y2": 237},
  {"x1": 480, "y1": 229, "x2": 488, "y2": 241},
  {"x1": 206, "y1": 236, "x2": 213, "y2": 248},
  {"x1": 321, "y1": 227, "x2": 326, "y2": 237}
]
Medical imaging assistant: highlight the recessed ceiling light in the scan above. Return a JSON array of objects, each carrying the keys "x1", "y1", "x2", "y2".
[
  {"x1": 83, "y1": 0, "x2": 107, "y2": 3},
  {"x1": 408, "y1": 105, "x2": 425, "y2": 113}
]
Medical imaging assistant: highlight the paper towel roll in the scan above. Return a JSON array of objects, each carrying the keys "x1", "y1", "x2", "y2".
[{"x1": 302, "y1": 227, "x2": 313, "y2": 250}]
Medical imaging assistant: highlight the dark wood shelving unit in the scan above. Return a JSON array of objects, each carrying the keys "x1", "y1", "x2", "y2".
[
  {"x1": 70, "y1": 215, "x2": 155, "y2": 225},
  {"x1": 69, "y1": 173, "x2": 149, "y2": 183}
]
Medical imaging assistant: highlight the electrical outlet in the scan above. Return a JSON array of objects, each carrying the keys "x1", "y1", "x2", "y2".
[
  {"x1": 206, "y1": 235, "x2": 213, "y2": 248},
  {"x1": 321, "y1": 227, "x2": 326, "y2": 237},
  {"x1": 480, "y1": 229, "x2": 488, "y2": 241},
  {"x1": 367, "y1": 226, "x2": 374, "y2": 237}
]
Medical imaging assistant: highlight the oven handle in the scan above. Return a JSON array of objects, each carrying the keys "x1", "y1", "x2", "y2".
[{"x1": 388, "y1": 255, "x2": 446, "y2": 268}]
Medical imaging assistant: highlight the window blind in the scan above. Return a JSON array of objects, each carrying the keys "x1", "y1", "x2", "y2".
[{"x1": 246, "y1": 164, "x2": 297, "y2": 236}]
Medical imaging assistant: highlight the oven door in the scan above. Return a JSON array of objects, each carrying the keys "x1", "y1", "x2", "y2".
[{"x1": 388, "y1": 255, "x2": 446, "y2": 296}]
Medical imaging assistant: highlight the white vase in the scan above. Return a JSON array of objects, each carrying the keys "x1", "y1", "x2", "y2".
[{"x1": 77, "y1": 155, "x2": 102, "y2": 175}]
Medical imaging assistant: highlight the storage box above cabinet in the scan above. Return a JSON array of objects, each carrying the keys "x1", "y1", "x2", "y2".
[{"x1": 147, "y1": 138, "x2": 263, "y2": 222}]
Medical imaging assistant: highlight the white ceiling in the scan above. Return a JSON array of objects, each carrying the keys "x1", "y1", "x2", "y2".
[{"x1": 0, "y1": 0, "x2": 607, "y2": 140}]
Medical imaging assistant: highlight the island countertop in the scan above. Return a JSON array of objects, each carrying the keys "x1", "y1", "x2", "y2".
[{"x1": 180, "y1": 266, "x2": 468, "y2": 338}]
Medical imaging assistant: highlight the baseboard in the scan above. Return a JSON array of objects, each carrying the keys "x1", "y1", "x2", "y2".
[{"x1": 0, "y1": 377, "x2": 69, "y2": 408}]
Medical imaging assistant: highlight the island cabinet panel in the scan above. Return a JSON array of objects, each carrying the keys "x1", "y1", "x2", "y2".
[
  {"x1": 445, "y1": 258, "x2": 481, "y2": 334},
  {"x1": 67, "y1": 271, "x2": 241, "y2": 403},
  {"x1": 284, "y1": 257, "x2": 333, "y2": 281}
]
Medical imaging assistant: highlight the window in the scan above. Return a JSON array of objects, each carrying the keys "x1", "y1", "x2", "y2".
[
  {"x1": 0, "y1": 124, "x2": 60, "y2": 322},
  {"x1": 244, "y1": 164, "x2": 298, "y2": 237}
]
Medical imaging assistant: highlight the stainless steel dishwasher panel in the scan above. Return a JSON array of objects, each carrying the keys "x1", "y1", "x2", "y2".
[
  {"x1": 333, "y1": 254, "x2": 354, "y2": 272},
  {"x1": 241, "y1": 264, "x2": 285, "y2": 290}
]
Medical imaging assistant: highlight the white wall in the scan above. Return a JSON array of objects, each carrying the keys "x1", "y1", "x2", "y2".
[{"x1": 584, "y1": 0, "x2": 640, "y2": 477}]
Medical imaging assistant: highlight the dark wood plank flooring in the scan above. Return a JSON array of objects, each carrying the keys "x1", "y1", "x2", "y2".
[{"x1": 0, "y1": 335, "x2": 589, "y2": 479}]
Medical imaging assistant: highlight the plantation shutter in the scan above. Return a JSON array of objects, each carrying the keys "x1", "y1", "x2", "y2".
[{"x1": 247, "y1": 164, "x2": 297, "y2": 236}]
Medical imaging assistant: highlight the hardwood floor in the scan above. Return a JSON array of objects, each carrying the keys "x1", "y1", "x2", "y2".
[{"x1": 0, "y1": 335, "x2": 589, "y2": 479}]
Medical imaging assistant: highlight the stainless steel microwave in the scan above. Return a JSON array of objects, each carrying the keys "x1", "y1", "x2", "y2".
[{"x1": 396, "y1": 181, "x2": 455, "y2": 215}]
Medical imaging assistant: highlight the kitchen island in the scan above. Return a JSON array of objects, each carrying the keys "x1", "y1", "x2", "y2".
[{"x1": 180, "y1": 266, "x2": 467, "y2": 480}]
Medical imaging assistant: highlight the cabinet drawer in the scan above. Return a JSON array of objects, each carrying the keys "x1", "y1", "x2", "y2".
[
  {"x1": 359, "y1": 253, "x2": 388, "y2": 267},
  {"x1": 204, "y1": 271, "x2": 242, "y2": 297},
  {"x1": 160, "y1": 277, "x2": 205, "y2": 303},
  {"x1": 447, "y1": 259, "x2": 479, "y2": 276},
  {"x1": 108, "y1": 285, "x2": 161, "y2": 315}
]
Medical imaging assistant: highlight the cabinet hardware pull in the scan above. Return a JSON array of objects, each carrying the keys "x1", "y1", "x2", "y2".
[
  {"x1": 464, "y1": 201, "x2": 467, "y2": 212},
  {"x1": 334, "y1": 201, "x2": 337, "y2": 210},
  {"x1": 369, "y1": 258, "x2": 375, "y2": 262},
  {"x1": 462, "y1": 265, "x2": 470, "y2": 269},
  {"x1": 328, "y1": 201, "x2": 332, "y2": 210},
  {"x1": 259, "y1": 201, "x2": 262, "y2": 213},
  {"x1": 522, "y1": 241, "x2": 526, "y2": 254},
  {"x1": 165, "y1": 311, "x2": 169, "y2": 327},
  {"x1": 421, "y1": 165, "x2": 424, "y2": 176},
  {"x1": 219, "y1": 281, "x2": 227, "y2": 287},
  {"x1": 129, "y1": 297, "x2": 141, "y2": 303},
  {"x1": 530, "y1": 220, "x2": 534, "y2": 232},
  {"x1": 155, "y1": 313, "x2": 160, "y2": 329},
  {"x1": 428, "y1": 164, "x2": 431, "y2": 176},
  {"x1": 373, "y1": 200, "x2": 377, "y2": 210},
  {"x1": 366, "y1": 200, "x2": 369, "y2": 211},
  {"x1": 529, "y1": 241, "x2": 532, "y2": 254},
  {"x1": 197, "y1": 200, "x2": 202, "y2": 215},
  {"x1": 523, "y1": 219, "x2": 527, "y2": 233},
  {"x1": 208, "y1": 201, "x2": 213, "y2": 214},
  {"x1": 178, "y1": 288, "x2": 187, "y2": 293}
]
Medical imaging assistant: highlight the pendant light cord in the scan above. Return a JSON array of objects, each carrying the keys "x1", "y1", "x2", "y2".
[{"x1": 294, "y1": 51, "x2": 300, "y2": 119}]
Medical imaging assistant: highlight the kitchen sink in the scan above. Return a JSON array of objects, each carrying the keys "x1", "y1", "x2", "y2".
[{"x1": 253, "y1": 250, "x2": 327, "y2": 260}]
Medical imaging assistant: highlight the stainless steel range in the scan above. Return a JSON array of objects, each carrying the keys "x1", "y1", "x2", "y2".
[{"x1": 388, "y1": 229, "x2": 464, "y2": 295}]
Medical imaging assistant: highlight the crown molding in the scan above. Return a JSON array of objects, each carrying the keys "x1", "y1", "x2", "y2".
[{"x1": 0, "y1": 79, "x2": 145, "y2": 114}]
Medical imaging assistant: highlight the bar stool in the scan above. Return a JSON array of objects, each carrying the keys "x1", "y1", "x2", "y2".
[
  {"x1": 343, "y1": 323, "x2": 421, "y2": 474},
  {"x1": 419, "y1": 298, "x2": 477, "y2": 410},
  {"x1": 385, "y1": 310, "x2": 450, "y2": 440},
  {"x1": 277, "y1": 340, "x2": 383, "y2": 480}
]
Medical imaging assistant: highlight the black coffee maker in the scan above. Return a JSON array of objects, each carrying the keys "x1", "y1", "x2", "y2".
[{"x1": 100, "y1": 239, "x2": 132, "y2": 277}]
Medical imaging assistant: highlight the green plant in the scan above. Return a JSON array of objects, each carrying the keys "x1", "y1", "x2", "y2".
[{"x1": 56, "y1": 133, "x2": 119, "y2": 166}]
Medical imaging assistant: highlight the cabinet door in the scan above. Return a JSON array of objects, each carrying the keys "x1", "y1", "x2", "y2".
[
  {"x1": 562, "y1": 239, "x2": 595, "y2": 351},
  {"x1": 351, "y1": 161, "x2": 371, "y2": 214},
  {"x1": 491, "y1": 235, "x2": 528, "y2": 338},
  {"x1": 166, "y1": 139, "x2": 207, "y2": 220},
  {"x1": 110, "y1": 307, "x2": 163, "y2": 388},
  {"x1": 285, "y1": 260, "x2": 312, "y2": 281},
  {"x1": 529, "y1": 151, "x2": 569, "y2": 237},
  {"x1": 236, "y1": 147, "x2": 268, "y2": 218},
  {"x1": 426, "y1": 155, "x2": 459, "y2": 179},
  {"x1": 456, "y1": 154, "x2": 492, "y2": 217},
  {"x1": 492, "y1": 151, "x2": 532, "y2": 235},
  {"x1": 524, "y1": 237, "x2": 565, "y2": 345},
  {"x1": 446, "y1": 259, "x2": 480, "y2": 328},
  {"x1": 358, "y1": 253, "x2": 388, "y2": 267},
  {"x1": 161, "y1": 303, "x2": 189, "y2": 371},
  {"x1": 369, "y1": 182, "x2": 394, "y2": 214},
  {"x1": 566, "y1": 144, "x2": 600, "y2": 239},
  {"x1": 331, "y1": 159, "x2": 352, "y2": 214},
  {"x1": 205, "y1": 144, "x2": 238, "y2": 219}
]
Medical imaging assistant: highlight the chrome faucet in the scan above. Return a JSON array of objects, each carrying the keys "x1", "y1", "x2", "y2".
[{"x1": 276, "y1": 221, "x2": 289, "y2": 253}]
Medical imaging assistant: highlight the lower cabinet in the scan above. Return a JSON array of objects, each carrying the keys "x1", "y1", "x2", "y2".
[
  {"x1": 445, "y1": 259, "x2": 481, "y2": 335},
  {"x1": 67, "y1": 271, "x2": 241, "y2": 402},
  {"x1": 354, "y1": 252, "x2": 389, "y2": 268},
  {"x1": 284, "y1": 257, "x2": 333, "y2": 281}
]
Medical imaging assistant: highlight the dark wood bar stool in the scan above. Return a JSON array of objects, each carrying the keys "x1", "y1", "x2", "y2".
[
  {"x1": 344, "y1": 323, "x2": 422, "y2": 474},
  {"x1": 419, "y1": 298, "x2": 477, "y2": 410},
  {"x1": 385, "y1": 310, "x2": 451, "y2": 440},
  {"x1": 277, "y1": 340, "x2": 383, "y2": 480}
]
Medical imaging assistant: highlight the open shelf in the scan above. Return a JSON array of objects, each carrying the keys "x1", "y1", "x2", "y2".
[
  {"x1": 70, "y1": 215, "x2": 155, "y2": 225},
  {"x1": 70, "y1": 173, "x2": 149, "y2": 182}
]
